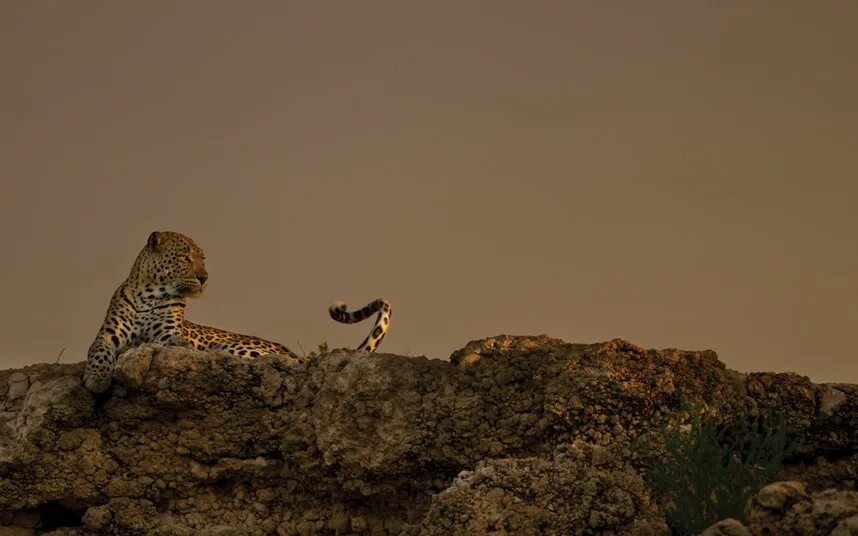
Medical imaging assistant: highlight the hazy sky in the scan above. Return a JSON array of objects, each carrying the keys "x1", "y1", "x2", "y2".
[{"x1": 1, "y1": 2, "x2": 856, "y2": 382}]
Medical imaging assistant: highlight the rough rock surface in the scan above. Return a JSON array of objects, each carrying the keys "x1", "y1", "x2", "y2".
[
  {"x1": 412, "y1": 449, "x2": 665, "y2": 536},
  {"x1": 701, "y1": 481, "x2": 858, "y2": 536},
  {"x1": 700, "y1": 518, "x2": 753, "y2": 536},
  {"x1": 0, "y1": 335, "x2": 856, "y2": 534}
]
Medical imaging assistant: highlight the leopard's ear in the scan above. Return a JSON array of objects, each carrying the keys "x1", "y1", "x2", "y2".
[{"x1": 147, "y1": 231, "x2": 161, "y2": 252}]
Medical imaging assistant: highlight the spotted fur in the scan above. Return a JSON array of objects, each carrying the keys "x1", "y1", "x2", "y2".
[{"x1": 82, "y1": 231, "x2": 393, "y2": 393}]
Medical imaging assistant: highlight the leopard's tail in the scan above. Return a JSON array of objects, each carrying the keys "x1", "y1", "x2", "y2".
[{"x1": 329, "y1": 298, "x2": 392, "y2": 352}]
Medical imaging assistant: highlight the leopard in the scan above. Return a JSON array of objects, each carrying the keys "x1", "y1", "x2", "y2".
[{"x1": 82, "y1": 231, "x2": 392, "y2": 393}]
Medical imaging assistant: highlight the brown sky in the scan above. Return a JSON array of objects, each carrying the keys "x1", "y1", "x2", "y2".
[{"x1": 1, "y1": 2, "x2": 856, "y2": 382}]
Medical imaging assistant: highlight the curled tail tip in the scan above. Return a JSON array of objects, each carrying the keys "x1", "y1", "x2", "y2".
[{"x1": 329, "y1": 301, "x2": 351, "y2": 323}]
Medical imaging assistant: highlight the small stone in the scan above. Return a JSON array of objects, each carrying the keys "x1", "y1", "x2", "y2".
[
  {"x1": 6, "y1": 373, "x2": 29, "y2": 400},
  {"x1": 82, "y1": 504, "x2": 113, "y2": 531},
  {"x1": 832, "y1": 514, "x2": 858, "y2": 536},
  {"x1": 8, "y1": 372, "x2": 27, "y2": 383},
  {"x1": 296, "y1": 521, "x2": 315, "y2": 536},
  {"x1": 351, "y1": 516, "x2": 368, "y2": 532},
  {"x1": 190, "y1": 461, "x2": 210, "y2": 480},
  {"x1": 460, "y1": 353, "x2": 480, "y2": 365},
  {"x1": 819, "y1": 386, "x2": 848, "y2": 417},
  {"x1": 495, "y1": 369, "x2": 516, "y2": 386},
  {"x1": 104, "y1": 459, "x2": 120, "y2": 474},
  {"x1": 57, "y1": 431, "x2": 84, "y2": 451},
  {"x1": 253, "y1": 502, "x2": 268, "y2": 516},
  {"x1": 257, "y1": 488, "x2": 276, "y2": 503},
  {"x1": 753, "y1": 481, "x2": 809, "y2": 512},
  {"x1": 700, "y1": 519, "x2": 752, "y2": 536}
]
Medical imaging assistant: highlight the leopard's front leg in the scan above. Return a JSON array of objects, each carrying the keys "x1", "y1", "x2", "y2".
[
  {"x1": 83, "y1": 335, "x2": 122, "y2": 393},
  {"x1": 83, "y1": 289, "x2": 134, "y2": 393}
]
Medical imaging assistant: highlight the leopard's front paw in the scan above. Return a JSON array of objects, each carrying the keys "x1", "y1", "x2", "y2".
[
  {"x1": 84, "y1": 344, "x2": 116, "y2": 393},
  {"x1": 83, "y1": 364, "x2": 113, "y2": 393}
]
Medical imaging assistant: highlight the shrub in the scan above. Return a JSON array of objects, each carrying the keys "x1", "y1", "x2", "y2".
[{"x1": 638, "y1": 406, "x2": 796, "y2": 536}]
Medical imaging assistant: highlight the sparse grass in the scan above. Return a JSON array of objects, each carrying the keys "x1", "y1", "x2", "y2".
[
  {"x1": 637, "y1": 404, "x2": 797, "y2": 536},
  {"x1": 296, "y1": 341, "x2": 329, "y2": 359}
]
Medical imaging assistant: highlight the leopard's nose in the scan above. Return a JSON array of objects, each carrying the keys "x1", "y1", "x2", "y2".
[{"x1": 197, "y1": 272, "x2": 208, "y2": 285}]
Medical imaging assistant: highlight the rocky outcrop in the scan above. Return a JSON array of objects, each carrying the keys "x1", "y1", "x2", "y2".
[{"x1": 0, "y1": 335, "x2": 855, "y2": 535}]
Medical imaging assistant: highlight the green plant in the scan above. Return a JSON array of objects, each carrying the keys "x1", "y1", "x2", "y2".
[{"x1": 638, "y1": 405, "x2": 796, "y2": 536}]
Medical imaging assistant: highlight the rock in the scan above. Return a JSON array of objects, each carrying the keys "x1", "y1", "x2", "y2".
[
  {"x1": 0, "y1": 336, "x2": 856, "y2": 533},
  {"x1": 112, "y1": 344, "x2": 158, "y2": 387},
  {"x1": 774, "y1": 453, "x2": 858, "y2": 493},
  {"x1": 39, "y1": 530, "x2": 86, "y2": 536},
  {"x1": 700, "y1": 519, "x2": 752, "y2": 536},
  {"x1": 832, "y1": 514, "x2": 858, "y2": 536},
  {"x1": 8, "y1": 373, "x2": 27, "y2": 384},
  {"x1": 103, "y1": 497, "x2": 157, "y2": 534},
  {"x1": 411, "y1": 453, "x2": 666, "y2": 535},
  {"x1": 10, "y1": 375, "x2": 93, "y2": 450},
  {"x1": 0, "y1": 527, "x2": 35, "y2": 536},
  {"x1": 82, "y1": 504, "x2": 112, "y2": 530},
  {"x1": 5, "y1": 373, "x2": 28, "y2": 401},
  {"x1": 820, "y1": 386, "x2": 849, "y2": 417},
  {"x1": 750, "y1": 481, "x2": 811, "y2": 512},
  {"x1": 746, "y1": 481, "x2": 858, "y2": 535}
]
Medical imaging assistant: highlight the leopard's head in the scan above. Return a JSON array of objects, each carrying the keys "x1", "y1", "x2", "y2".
[{"x1": 130, "y1": 231, "x2": 208, "y2": 299}]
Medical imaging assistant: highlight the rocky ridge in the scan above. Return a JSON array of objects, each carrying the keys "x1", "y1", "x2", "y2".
[{"x1": 0, "y1": 335, "x2": 855, "y2": 535}]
